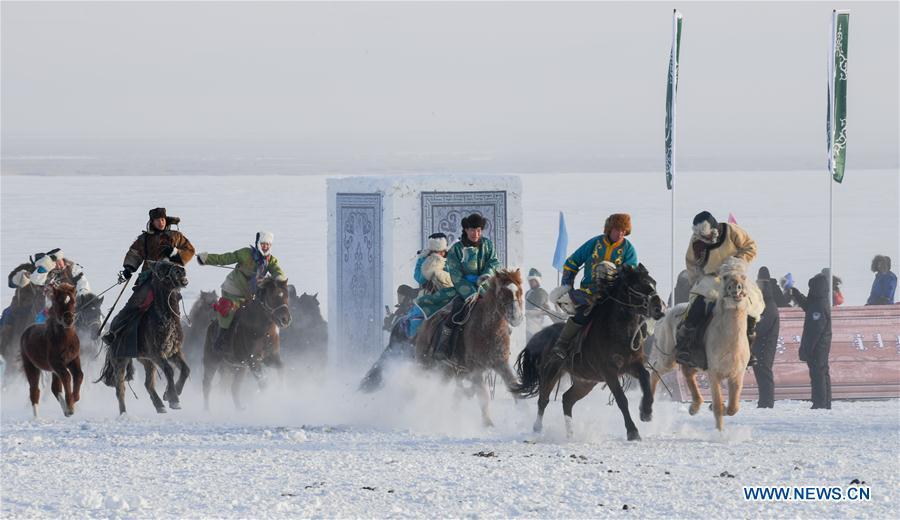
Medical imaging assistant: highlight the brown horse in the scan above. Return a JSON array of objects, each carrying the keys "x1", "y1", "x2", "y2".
[
  {"x1": 202, "y1": 277, "x2": 291, "y2": 410},
  {"x1": 20, "y1": 283, "x2": 82, "y2": 417},
  {"x1": 279, "y1": 288, "x2": 328, "y2": 371},
  {"x1": 415, "y1": 269, "x2": 524, "y2": 427},
  {"x1": 98, "y1": 260, "x2": 191, "y2": 415},
  {"x1": 512, "y1": 264, "x2": 665, "y2": 440}
]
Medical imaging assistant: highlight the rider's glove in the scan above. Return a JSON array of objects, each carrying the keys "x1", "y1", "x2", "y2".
[
  {"x1": 197, "y1": 252, "x2": 208, "y2": 265},
  {"x1": 118, "y1": 266, "x2": 134, "y2": 283},
  {"x1": 568, "y1": 288, "x2": 591, "y2": 308}
]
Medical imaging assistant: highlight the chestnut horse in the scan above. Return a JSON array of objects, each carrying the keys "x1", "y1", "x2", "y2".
[
  {"x1": 20, "y1": 283, "x2": 82, "y2": 417},
  {"x1": 414, "y1": 269, "x2": 524, "y2": 427},
  {"x1": 202, "y1": 277, "x2": 291, "y2": 410}
]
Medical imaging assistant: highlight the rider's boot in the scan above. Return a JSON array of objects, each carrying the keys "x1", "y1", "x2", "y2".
[
  {"x1": 675, "y1": 296, "x2": 707, "y2": 368},
  {"x1": 432, "y1": 323, "x2": 458, "y2": 366},
  {"x1": 549, "y1": 319, "x2": 584, "y2": 360},
  {"x1": 746, "y1": 316, "x2": 758, "y2": 368}
]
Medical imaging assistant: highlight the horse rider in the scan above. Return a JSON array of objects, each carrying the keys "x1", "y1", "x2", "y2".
[
  {"x1": 196, "y1": 231, "x2": 287, "y2": 351},
  {"x1": 414, "y1": 213, "x2": 501, "y2": 367},
  {"x1": 548, "y1": 213, "x2": 637, "y2": 360},
  {"x1": 102, "y1": 207, "x2": 195, "y2": 353},
  {"x1": 524, "y1": 268, "x2": 552, "y2": 342},
  {"x1": 4, "y1": 249, "x2": 92, "y2": 324},
  {"x1": 403, "y1": 232, "x2": 453, "y2": 338},
  {"x1": 674, "y1": 210, "x2": 759, "y2": 368}
]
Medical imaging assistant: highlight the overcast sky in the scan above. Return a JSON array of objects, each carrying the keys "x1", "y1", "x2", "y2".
[{"x1": 2, "y1": 1, "x2": 898, "y2": 173}]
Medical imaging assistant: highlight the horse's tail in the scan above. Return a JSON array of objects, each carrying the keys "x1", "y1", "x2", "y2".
[
  {"x1": 94, "y1": 347, "x2": 134, "y2": 387},
  {"x1": 509, "y1": 346, "x2": 541, "y2": 398}
]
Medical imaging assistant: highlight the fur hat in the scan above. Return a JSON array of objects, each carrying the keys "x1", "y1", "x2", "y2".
[
  {"x1": 47, "y1": 248, "x2": 65, "y2": 262},
  {"x1": 425, "y1": 233, "x2": 448, "y2": 253},
  {"x1": 461, "y1": 213, "x2": 486, "y2": 230},
  {"x1": 604, "y1": 213, "x2": 632, "y2": 236},
  {"x1": 256, "y1": 231, "x2": 274, "y2": 245},
  {"x1": 527, "y1": 268, "x2": 542, "y2": 284},
  {"x1": 692, "y1": 211, "x2": 719, "y2": 242},
  {"x1": 149, "y1": 207, "x2": 167, "y2": 220}
]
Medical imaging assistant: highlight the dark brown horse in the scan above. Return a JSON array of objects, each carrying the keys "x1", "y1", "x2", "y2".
[
  {"x1": 279, "y1": 288, "x2": 328, "y2": 371},
  {"x1": 512, "y1": 264, "x2": 665, "y2": 440},
  {"x1": 98, "y1": 260, "x2": 191, "y2": 414},
  {"x1": 202, "y1": 277, "x2": 291, "y2": 410},
  {"x1": 74, "y1": 292, "x2": 104, "y2": 359},
  {"x1": 415, "y1": 269, "x2": 524, "y2": 427},
  {"x1": 20, "y1": 283, "x2": 82, "y2": 417}
]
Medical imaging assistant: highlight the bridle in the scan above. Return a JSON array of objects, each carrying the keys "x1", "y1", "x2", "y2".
[
  {"x1": 254, "y1": 287, "x2": 291, "y2": 326},
  {"x1": 604, "y1": 281, "x2": 658, "y2": 318}
]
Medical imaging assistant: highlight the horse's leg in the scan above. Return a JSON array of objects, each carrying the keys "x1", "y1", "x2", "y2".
[
  {"x1": 533, "y1": 370, "x2": 556, "y2": 434},
  {"x1": 603, "y1": 374, "x2": 641, "y2": 441},
  {"x1": 173, "y1": 351, "x2": 191, "y2": 396},
  {"x1": 51, "y1": 362, "x2": 75, "y2": 417},
  {"x1": 141, "y1": 360, "x2": 167, "y2": 413},
  {"x1": 473, "y1": 373, "x2": 494, "y2": 428},
  {"x1": 649, "y1": 370, "x2": 660, "y2": 397},
  {"x1": 115, "y1": 359, "x2": 128, "y2": 415},
  {"x1": 492, "y1": 362, "x2": 519, "y2": 401},
  {"x1": 202, "y1": 356, "x2": 218, "y2": 412},
  {"x1": 561, "y1": 380, "x2": 598, "y2": 440},
  {"x1": 68, "y1": 357, "x2": 84, "y2": 403},
  {"x1": 231, "y1": 367, "x2": 246, "y2": 410},
  {"x1": 22, "y1": 356, "x2": 41, "y2": 417},
  {"x1": 709, "y1": 375, "x2": 725, "y2": 431},
  {"x1": 681, "y1": 364, "x2": 704, "y2": 415},
  {"x1": 634, "y1": 363, "x2": 654, "y2": 422},
  {"x1": 50, "y1": 373, "x2": 64, "y2": 412},
  {"x1": 159, "y1": 359, "x2": 180, "y2": 409},
  {"x1": 726, "y1": 375, "x2": 743, "y2": 417}
]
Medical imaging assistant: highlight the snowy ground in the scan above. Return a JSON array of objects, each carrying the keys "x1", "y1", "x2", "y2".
[
  {"x1": 1, "y1": 362, "x2": 898, "y2": 518},
  {"x1": 1, "y1": 170, "x2": 898, "y2": 518}
]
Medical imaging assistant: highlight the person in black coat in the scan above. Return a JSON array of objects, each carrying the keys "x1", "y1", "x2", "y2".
[
  {"x1": 757, "y1": 266, "x2": 791, "y2": 308},
  {"x1": 789, "y1": 271, "x2": 832, "y2": 409},
  {"x1": 752, "y1": 272, "x2": 781, "y2": 408}
]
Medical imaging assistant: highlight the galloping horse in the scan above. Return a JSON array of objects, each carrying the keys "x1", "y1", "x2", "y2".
[
  {"x1": 279, "y1": 288, "x2": 328, "y2": 371},
  {"x1": 98, "y1": 260, "x2": 191, "y2": 414},
  {"x1": 202, "y1": 277, "x2": 291, "y2": 410},
  {"x1": 512, "y1": 264, "x2": 665, "y2": 440},
  {"x1": 649, "y1": 258, "x2": 761, "y2": 431},
  {"x1": 20, "y1": 283, "x2": 82, "y2": 417},
  {"x1": 75, "y1": 293, "x2": 104, "y2": 359},
  {"x1": 415, "y1": 269, "x2": 524, "y2": 427},
  {"x1": 182, "y1": 289, "x2": 218, "y2": 364}
]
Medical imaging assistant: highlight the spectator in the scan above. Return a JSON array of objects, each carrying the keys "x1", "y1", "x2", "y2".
[
  {"x1": 789, "y1": 271, "x2": 832, "y2": 409},
  {"x1": 758, "y1": 266, "x2": 791, "y2": 308},
  {"x1": 866, "y1": 255, "x2": 897, "y2": 305},
  {"x1": 752, "y1": 271, "x2": 782, "y2": 408}
]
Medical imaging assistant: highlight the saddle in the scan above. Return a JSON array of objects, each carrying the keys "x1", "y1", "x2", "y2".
[{"x1": 108, "y1": 289, "x2": 156, "y2": 358}]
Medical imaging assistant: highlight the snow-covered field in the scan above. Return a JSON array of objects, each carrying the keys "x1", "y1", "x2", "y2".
[{"x1": 1, "y1": 170, "x2": 899, "y2": 518}]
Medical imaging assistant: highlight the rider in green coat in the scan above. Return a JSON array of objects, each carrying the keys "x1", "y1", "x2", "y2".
[
  {"x1": 414, "y1": 213, "x2": 501, "y2": 366},
  {"x1": 197, "y1": 231, "x2": 287, "y2": 350}
]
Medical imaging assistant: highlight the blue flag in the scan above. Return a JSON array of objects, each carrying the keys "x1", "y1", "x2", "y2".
[{"x1": 552, "y1": 212, "x2": 569, "y2": 272}]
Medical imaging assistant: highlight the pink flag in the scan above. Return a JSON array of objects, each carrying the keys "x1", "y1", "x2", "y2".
[{"x1": 728, "y1": 212, "x2": 738, "y2": 224}]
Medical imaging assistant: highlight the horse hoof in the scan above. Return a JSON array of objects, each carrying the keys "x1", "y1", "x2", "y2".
[
  {"x1": 726, "y1": 407, "x2": 739, "y2": 416},
  {"x1": 627, "y1": 431, "x2": 642, "y2": 441},
  {"x1": 689, "y1": 403, "x2": 702, "y2": 415},
  {"x1": 640, "y1": 411, "x2": 652, "y2": 422},
  {"x1": 168, "y1": 401, "x2": 181, "y2": 410},
  {"x1": 155, "y1": 407, "x2": 167, "y2": 414},
  {"x1": 483, "y1": 419, "x2": 495, "y2": 428}
]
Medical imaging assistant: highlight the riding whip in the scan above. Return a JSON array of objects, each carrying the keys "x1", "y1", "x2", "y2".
[{"x1": 97, "y1": 277, "x2": 132, "y2": 336}]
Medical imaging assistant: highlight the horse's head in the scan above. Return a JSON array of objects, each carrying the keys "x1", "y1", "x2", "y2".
[
  {"x1": 76, "y1": 293, "x2": 104, "y2": 336},
  {"x1": 148, "y1": 259, "x2": 189, "y2": 290},
  {"x1": 51, "y1": 283, "x2": 77, "y2": 328},
  {"x1": 199, "y1": 290, "x2": 218, "y2": 306},
  {"x1": 257, "y1": 277, "x2": 292, "y2": 328},
  {"x1": 488, "y1": 268, "x2": 524, "y2": 326},
  {"x1": 717, "y1": 258, "x2": 750, "y2": 308},
  {"x1": 288, "y1": 292, "x2": 322, "y2": 329},
  {"x1": 616, "y1": 263, "x2": 665, "y2": 320}
]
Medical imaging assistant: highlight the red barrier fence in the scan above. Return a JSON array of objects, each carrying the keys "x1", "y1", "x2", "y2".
[{"x1": 662, "y1": 305, "x2": 900, "y2": 402}]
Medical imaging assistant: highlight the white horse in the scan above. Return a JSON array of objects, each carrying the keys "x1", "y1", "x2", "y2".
[{"x1": 649, "y1": 258, "x2": 763, "y2": 431}]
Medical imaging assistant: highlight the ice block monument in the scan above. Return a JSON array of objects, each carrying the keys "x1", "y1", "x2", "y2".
[{"x1": 327, "y1": 176, "x2": 524, "y2": 366}]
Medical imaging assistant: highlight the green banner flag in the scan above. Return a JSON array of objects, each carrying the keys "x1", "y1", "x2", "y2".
[
  {"x1": 827, "y1": 10, "x2": 849, "y2": 183},
  {"x1": 665, "y1": 10, "x2": 683, "y2": 190}
]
